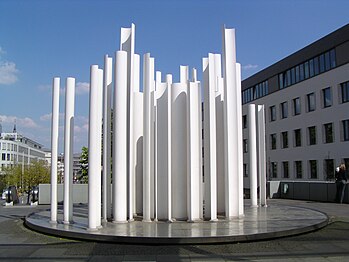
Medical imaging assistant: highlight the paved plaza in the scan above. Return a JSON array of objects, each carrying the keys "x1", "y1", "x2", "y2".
[{"x1": 1, "y1": 199, "x2": 349, "y2": 261}]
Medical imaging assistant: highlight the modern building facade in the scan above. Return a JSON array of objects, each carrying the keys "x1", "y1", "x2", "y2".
[
  {"x1": 0, "y1": 127, "x2": 46, "y2": 173},
  {"x1": 242, "y1": 23, "x2": 349, "y2": 183}
]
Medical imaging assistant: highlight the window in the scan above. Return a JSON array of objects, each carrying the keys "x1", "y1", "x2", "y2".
[
  {"x1": 322, "y1": 87, "x2": 332, "y2": 108},
  {"x1": 281, "y1": 131, "x2": 288, "y2": 148},
  {"x1": 294, "y1": 129, "x2": 302, "y2": 147},
  {"x1": 314, "y1": 56, "x2": 319, "y2": 75},
  {"x1": 308, "y1": 126, "x2": 317, "y2": 145},
  {"x1": 319, "y1": 53, "x2": 325, "y2": 73},
  {"x1": 304, "y1": 61, "x2": 309, "y2": 79},
  {"x1": 324, "y1": 159, "x2": 334, "y2": 180},
  {"x1": 324, "y1": 123, "x2": 334, "y2": 143},
  {"x1": 270, "y1": 133, "x2": 277, "y2": 150},
  {"x1": 243, "y1": 115, "x2": 247, "y2": 129},
  {"x1": 243, "y1": 139, "x2": 248, "y2": 153},
  {"x1": 282, "y1": 161, "x2": 289, "y2": 178},
  {"x1": 271, "y1": 162, "x2": 277, "y2": 178},
  {"x1": 309, "y1": 59, "x2": 314, "y2": 77},
  {"x1": 293, "y1": 97, "x2": 301, "y2": 115},
  {"x1": 343, "y1": 119, "x2": 349, "y2": 141},
  {"x1": 309, "y1": 160, "x2": 318, "y2": 179},
  {"x1": 341, "y1": 81, "x2": 349, "y2": 103},
  {"x1": 330, "y1": 49, "x2": 336, "y2": 68},
  {"x1": 1, "y1": 153, "x2": 5, "y2": 161},
  {"x1": 295, "y1": 161, "x2": 302, "y2": 179},
  {"x1": 270, "y1": 106, "x2": 276, "y2": 122},
  {"x1": 243, "y1": 164, "x2": 248, "y2": 177},
  {"x1": 307, "y1": 92, "x2": 316, "y2": 112},
  {"x1": 6, "y1": 154, "x2": 10, "y2": 161},
  {"x1": 281, "y1": 102, "x2": 288, "y2": 119}
]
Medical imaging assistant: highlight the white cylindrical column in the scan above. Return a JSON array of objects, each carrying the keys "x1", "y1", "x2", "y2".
[
  {"x1": 112, "y1": 51, "x2": 128, "y2": 223},
  {"x1": 248, "y1": 104, "x2": 258, "y2": 207},
  {"x1": 50, "y1": 77, "x2": 60, "y2": 223},
  {"x1": 88, "y1": 65, "x2": 103, "y2": 230},
  {"x1": 102, "y1": 55, "x2": 113, "y2": 222},
  {"x1": 143, "y1": 53, "x2": 153, "y2": 222},
  {"x1": 258, "y1": 105, "x2": 267, "y2": 207},
  {"x1": 180, "y1": 65, "x2": 189, "y2": 84},
  {"x1": 63, "y1": 77, "x2": 75, "y2": 224}
]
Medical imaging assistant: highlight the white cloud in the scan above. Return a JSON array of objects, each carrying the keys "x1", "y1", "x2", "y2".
[
  {"x1": 242, "y1": 64, "x2": 258, "y2": 70},
  {"x1": 39, "y1": 112, "x2": 65, "y2": 122},
  {"x1": 0, "y1": 61, "x2": 19, "y2": 85},
  {"x1": 0, "y1": 115, "x2": 39, "y2": 129},
  {"x1": 75, "y1": 82, "x2": 90, "y2": 95},
  {"x1": 0, "y1": 46, "x2": 5, "y2": 56}
]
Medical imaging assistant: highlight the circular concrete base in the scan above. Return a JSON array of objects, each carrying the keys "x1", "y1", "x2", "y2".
[{"x1": 25, "y1": 204, "x2": 328, "y2": 244}]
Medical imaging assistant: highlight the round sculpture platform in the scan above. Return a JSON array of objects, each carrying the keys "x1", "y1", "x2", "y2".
[{"x1": 25, "y1": 203, "x2": 328, "y2": 244}]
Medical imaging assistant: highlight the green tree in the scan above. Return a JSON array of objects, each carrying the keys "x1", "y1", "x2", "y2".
[{"x1": 79, "y1": 146, "x2": 88, "y2": 183}]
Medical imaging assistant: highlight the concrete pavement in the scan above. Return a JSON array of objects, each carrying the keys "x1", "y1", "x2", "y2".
[{"x1": 1, "y1": 199, "x2": 349, "y2": 261}]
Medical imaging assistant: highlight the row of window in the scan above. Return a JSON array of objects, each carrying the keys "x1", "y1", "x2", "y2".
[
  {"x1": 0, "y1": 142, "x2": 18, "y2": 152},
  {"x1": 278, "y1": 49, "x2": 336, "y2": 89},
  {"x1": 242, "y1": 80, "x2": 269, "y2": 104},
  {"x1": 268, "y1": 81, "x2": 349, "y2": 122},
  {"x1": 266, "y1": 158, "x2": 349, "y2": 180}
]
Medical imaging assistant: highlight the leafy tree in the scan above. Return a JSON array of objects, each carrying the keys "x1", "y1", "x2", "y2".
[{"x1": 79, "y1": 146, "x2": 88, "y2": 183}]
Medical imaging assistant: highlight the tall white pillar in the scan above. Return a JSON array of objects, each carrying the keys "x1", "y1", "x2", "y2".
[
  {"x1": 248, "y1": 104, "x2": 258, "y2": 207},
  {"x1": 88, "y1": 65, "x2": 103, "y2": 230},
  {"x1": 186, "y1": 81, "x2": 201, "y2": 221},
  {"x1": 112, "y1": 51, "x2": 128, "y2": 222},
  {"x1": 50, "y1": 77, "x2": 60, "y2": 223},
  {"x1": 180, "y1": 65, "x2": 189, "y2": 83},
  {"x1": 63, "y1": 77, "x2": 75, "y2": 224},
  {"x1": 258, "y1": 105, "x2": 267, "y2": 207},
  {"x1": 222, "y1": 27, "x2": 240, "y2": 218},
  {"x1": 102, "y1": 55, "x2": 113, "y2": 222},
  {"x1": 236, "y1": 63, "x2": 244, "y2": 216},
  {"x1": 203, "y1": 55, "x2": 217, "y2": 221},
  {"x1": 143, "y1": 53, "x2": 153, "y2": 222}
]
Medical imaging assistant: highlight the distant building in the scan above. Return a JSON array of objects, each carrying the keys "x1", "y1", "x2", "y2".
[
  {"x1": 0, "y1": 128, "x2": 46, "y2": 173},
  {"x1": 242, "y1": 24, "x2": 349, "y2": 182}
]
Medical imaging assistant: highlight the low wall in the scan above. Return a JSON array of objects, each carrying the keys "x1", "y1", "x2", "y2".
[
  {"x1": 268, "y1": 180, "x2": 348, "y2": 203},
  {"x1": 39, "y1": 184, "x2": 88, "y2": 205}
]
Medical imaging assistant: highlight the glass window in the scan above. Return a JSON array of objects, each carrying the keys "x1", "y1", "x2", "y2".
[
  {"x1": 270, "y1": 133, "x2": 277, "y2": 150},
  {"x1": 295, "y1": 161, "x2": 302, "y2": 179},
  {"x1": 1, "y1": 153, "x2": 5, "y2": 161},
  {"x1": 281, "y1": 102, "x2": 288, "y2": 119},
  {"x1": 281, "y1": 131, "x2": 288, "y2": 148},
  {"x1": 2, "y1": 143, "x2": 6, "y2": 150},
  {"x1": 271, "y1": 162, "x2": 277, "y2": 178},
  {"x1": 243, "y1": 164, "x2": 248, "y2": 177},
  {"x1": 309, "y1": 59, "x2": 314, "y2": 77},
  {"x1": 343, "y1": 119, "x2": 349, "y2": 141},
  {"x1": 341, "y1": 81, "x2": 349, "y2": 103},
  {"x1": 325, "y1": 51, "x2": 331, "y2": 71},
  {"x1": 309, "y1": 160, "x2": 318, "y2": 179},
  {"x1": 291, "y1": 67, "x2": 296, "y2": 85},
  {"x1": 286, "y1": 70, "x2": 291, "y2": 87},
  {"x1": 299, "y1": 64, "x2": 304, "y2": 81},
  {"x1": 270, "y1": 106, "x2": 276, "y2": 122},
  {"x1": 282, "y1": 161, "x2": 289, "y2": 178},
  {"x1": 243, "y1": 139, "x2": 248, "y2": 153},
  {"x1": 324, "y1": 159, "x2": 334, "y2": 180},
  {"x1": 319, "y1": 54, "x2": 325, "y2": 73},
  {"x1": 322, "y1": 87, "x2": 332, "y2": 108},
  {"x1": 243, "y1": 115, "x2": 247, "y2": 129},
  {"x1": 304, "y1": 61, "x2": 309, "y2": 79},
  {"x1": 330, "y1": 49, "x2": 336, "y2": 68},
  {"x1": 308, "y1": 126, "x2": 317, "y2": 145},
  {"x1": 293, "y1": 97, "x2": 301, "y2": 115},
  {"x1": 307, "y1": 92, "x2": 316, "y2": 112},
  {"x1": 294, "y1": 129, "x2": 302, "y2": 147},
  {"x1": 324, "y1": 123, "x2": 334, "y2": 143},
  {"x1": 295, "y1": 65, "x2": 300, "y2": 83},
  {"x1": 314, "y1": 57, "x2": 319, "y2": 75},
  {"x1": 265, "y1": 81, "x2": 269, "y2": 95},
  {"x1": 279, "y1": 74, "x2": 284, "y2": 89}
]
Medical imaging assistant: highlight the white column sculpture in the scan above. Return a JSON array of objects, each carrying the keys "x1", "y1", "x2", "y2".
[
  {"x1": 88, "y1": 66, "x2": 103, "y2": 230},
  {"x1": 63, "y1": 77, "x2": 75, "y2": 224},
  {"x1": 258, "y1": 105, "x2": 267, "y2": 207},
  {"x1": 112, "y1": 51, "x2": 128, "y2": 223},
  {"x1": 222, "y1": 27, "x2": 240, "y2": 218},
  {"x1": 248, "y1": 104, "x2": 258, "y2": 207},
  {"x1": 143, "y1": 53, "x2": 153, "y2": 222},
  {"x1": 203, "y1": 55, "x2": 217, "y2": 221},
  {"x1": 102, "y1": 55, "x2": 113, "y2": 222},
  {"x1": 186, "y1": 81, "x2": 201, "y2": 221},
  {"x1": 50, "y1": 77, "x2": 60, "y2": 223},
  {"x1": 236, "y1": 63, "x2": 244, "y2": 216}
]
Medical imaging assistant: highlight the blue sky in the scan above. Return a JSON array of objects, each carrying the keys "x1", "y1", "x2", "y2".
[{"x1": 0, "y1": 0, "x2": 348, "y2": 153}]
